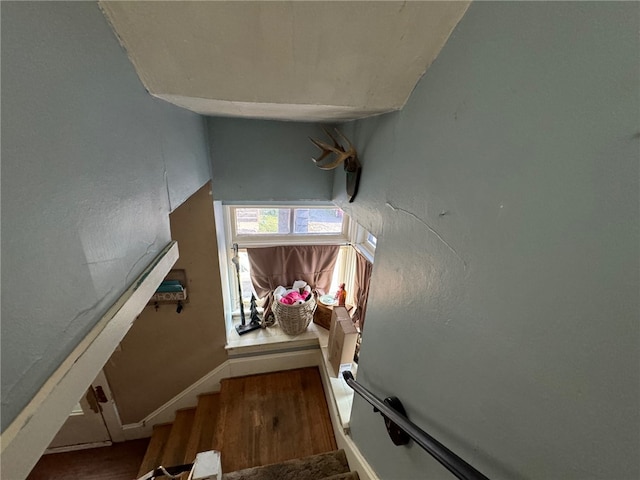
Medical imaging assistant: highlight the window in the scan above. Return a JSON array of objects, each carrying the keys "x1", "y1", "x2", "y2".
[
  {"x1": 215, "y1": 203, "x2": 375, "y2": 321},
  {"x1": 235, "y1": 208, "x2": 291, "y2": 235},
  {"x1": 366, "y1": 232, "x2": 377, "y2": 248},
  {"x1": 234, "y1": 250, "x2": 253, "y2": 305},
  {"x1": 354, "y1": 225, "x2": 376, "y2": 264},
  {"x1": 229, "y1": 206, "x2": 349, "y2": 247},
  {"x1": 221, "y1": 205, "x2": 350, "y2": 311}
]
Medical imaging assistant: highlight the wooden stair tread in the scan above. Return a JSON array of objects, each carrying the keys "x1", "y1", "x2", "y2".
[
  {"x1": 214, "y1": 383, "x2": 231, "y2": 467},
  {"x1": 215, "y1": 368, "x2": 337, "y2": 473},
  {"x1": 161, "y1": 407, "x2": 197, "y2": 467},
  {"x1": 183, "y1": 393, "x2": 222, "y2": 464},
  {"x1": 137, "y1": 423, "x2": 173, "y2": 478}
]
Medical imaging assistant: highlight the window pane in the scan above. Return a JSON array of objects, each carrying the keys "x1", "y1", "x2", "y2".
[
  {"x1": 367, "y1": 232, "x2": 377, "y2": 247},
  {"x1": 294, "y1": 208, "x2": 343, "y2": 234},
  {"x1": 235, "y1": 208, "x2": 290, "y2": 235},
  {"x1": 238, "y1": 250, "x2": 253, "y2": 303}
]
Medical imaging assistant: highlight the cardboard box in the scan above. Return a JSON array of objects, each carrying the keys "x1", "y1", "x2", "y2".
[
  {"x1": 327, "y1": 306, "x2": 350, "y2": 355},
  {"x1": 328, "y1": 306, "x2": 358, "y2": 376}
]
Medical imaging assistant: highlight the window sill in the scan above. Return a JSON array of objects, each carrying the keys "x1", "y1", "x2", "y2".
[{"x1": 225, "y1": 318, "x2": 329, "y2": 356}]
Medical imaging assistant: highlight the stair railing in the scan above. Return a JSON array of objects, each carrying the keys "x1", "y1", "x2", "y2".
[{"x1": 342, "y1": 371, "x2": 490, "y2": 480}]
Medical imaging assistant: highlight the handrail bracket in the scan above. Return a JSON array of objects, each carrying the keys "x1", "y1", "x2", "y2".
[{"x1": 374, "y1": 397, "x2": 411, "y2": 446}]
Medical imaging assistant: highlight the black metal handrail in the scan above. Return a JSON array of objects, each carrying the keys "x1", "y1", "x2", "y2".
[{"x1": 342, "y1": 371, "x2": 490, "y2": 480}]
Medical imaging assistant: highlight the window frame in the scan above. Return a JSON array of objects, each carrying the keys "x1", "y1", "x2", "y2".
[
  {"x1": 353, "y1": 224, "x2": 376, "y2": 264},
  {"x1": 214, "y1": 202, "x2": 376, "y2": 333},
  {"x1": 226, "y1": 205, "x2": 351, "y2": 247},
  {"x1": 218, "y1": 203, "x2": 351, "y2": 318}
]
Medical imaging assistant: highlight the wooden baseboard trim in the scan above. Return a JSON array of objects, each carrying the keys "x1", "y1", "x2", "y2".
[{"x1": 44, "y1": 440, "x2": 113, "y2": 455}]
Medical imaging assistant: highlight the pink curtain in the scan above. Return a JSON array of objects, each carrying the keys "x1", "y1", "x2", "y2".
[{"x1": 247, "y1": 245, "x2": 339, "y2": 318}]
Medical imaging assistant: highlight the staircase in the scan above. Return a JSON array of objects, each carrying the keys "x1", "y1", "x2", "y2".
[
  {"x1": 137, "y1": 368, "x2": 358, "y2": 480},
  {"x1": 137, "y1": 393, "x2": 221, "y2": 477}
]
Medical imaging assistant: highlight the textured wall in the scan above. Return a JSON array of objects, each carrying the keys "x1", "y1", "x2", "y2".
[
  {"x1": 1, "y1": 2, "x2": 211, "y2": 432},
  {"x1": 339, "y1": 3, "x2": 639, "y2": 479},
  {"x1": 207, "y1": 117, "x2": 334, "y2": 202},
  {"x1": 104, "y1": 183, "x2": 227, "y2": 424}
]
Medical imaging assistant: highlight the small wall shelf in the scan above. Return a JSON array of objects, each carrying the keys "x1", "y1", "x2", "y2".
[{"x1": 148, "y1": 269, "x2": 188, "y2": 306}]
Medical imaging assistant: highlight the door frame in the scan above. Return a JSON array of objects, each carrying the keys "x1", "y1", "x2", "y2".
[
  {"x1": 91, "y1": 369, "x2": 125, "y2": 443},
  {"x1": 44, "y1": 369, "x2": 125, "y2": 454}
]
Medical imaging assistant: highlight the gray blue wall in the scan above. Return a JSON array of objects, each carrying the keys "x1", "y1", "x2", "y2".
[
  {"x1": 1, "y1": 2, "x2": 211, "y2": 431},
  {"x1": 207, "y1": 117, "x2": 333, "y2": 202},
  {"x1": 2, "y1": 2, "x2": 637, "y2": 478},
  {"x1": 338, "y1": 2, "x2": 639, "y2": 479}
]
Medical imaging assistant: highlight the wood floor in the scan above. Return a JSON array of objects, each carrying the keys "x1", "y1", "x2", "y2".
[
  {"x1": 217, "y1": 367, "x2": 337, "y2": 472},
  {"x1": 26, "y1": 438, "x2": 149, "y2": 480},
  {"x1": 26, "y1": 367, "x2": 336, "y2": 479}
]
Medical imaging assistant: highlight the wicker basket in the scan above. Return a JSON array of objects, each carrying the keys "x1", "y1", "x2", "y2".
[{"x1": 272, "y1": 294, "x2": 317, "y2": 335}]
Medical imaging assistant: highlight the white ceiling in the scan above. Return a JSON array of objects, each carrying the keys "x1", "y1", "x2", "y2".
[{"x1": 100, "y1": 1, "x2": 470, "y2": 122}]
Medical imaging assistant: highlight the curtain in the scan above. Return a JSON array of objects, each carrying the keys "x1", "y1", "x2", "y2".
[
  {"x1": 352, "y1": 249, "x2": 373, "y2": 331},
  {"x1": 247, "y1": 245, "x2": 340, "y2": 319}
]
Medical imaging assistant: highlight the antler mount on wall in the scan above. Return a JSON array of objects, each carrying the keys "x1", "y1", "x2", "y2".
[{"x1": 309, "y1": 127, "x2": 361, "y2": 202}]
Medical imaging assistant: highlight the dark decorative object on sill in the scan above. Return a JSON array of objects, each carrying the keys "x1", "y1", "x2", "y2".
[
  {"x1": 309, "y1": 127, "x2": 361, "y2": 203},
  {"x1": 233, "y1": 243, "x2": 261, "y2": 335},
  {"x1": 248, "y1": 294, "x2": 269, "y2": 329},
  {"x1": 250, "y1": 294, "x2": 259, "y2": 322}
]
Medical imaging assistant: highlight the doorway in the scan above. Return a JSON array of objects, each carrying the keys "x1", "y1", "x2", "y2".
[{"x1": 46, "y1": 370, "x2": 123, "y2": 453}]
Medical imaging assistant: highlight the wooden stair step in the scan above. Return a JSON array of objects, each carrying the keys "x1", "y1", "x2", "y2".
[
  {"x1": 214, "y1": 380, "x2": 232, "y2": 468},
  {"x1": 183, "y1": 392, "x2": 222, "y2": 464},
  {"x1": 161, "y1": 407, "x2": 197, "y2": 467},
  {"x1": 137, "y1": 423, "x2": 173, "y2": 478},
  {"x1": 215, "y1": 368, "x2": 337, "y2": 473}
]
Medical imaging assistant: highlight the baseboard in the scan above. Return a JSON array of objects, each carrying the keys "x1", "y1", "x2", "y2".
[
  {"x1": 317, "y1": 353, "x2": 379, "y2": 480},
  {"x1": 44, "y1": 441, "x2": 112, "y2": 455},
  {"x1": 122, "y1": 360, "x2": 229, "y2": 440},
  {"x1": 122, "y1": 349, "x2": 322, "y2": 440}
]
